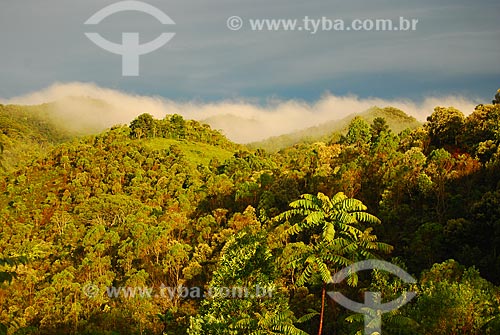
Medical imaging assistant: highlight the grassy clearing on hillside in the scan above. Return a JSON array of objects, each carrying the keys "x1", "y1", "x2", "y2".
[{"x1": 142, "y1": 138, "x2": 234, "y2": 166}]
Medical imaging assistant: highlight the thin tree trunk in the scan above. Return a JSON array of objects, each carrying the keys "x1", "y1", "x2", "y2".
[{"x1": 318, "y1": 281, "x2": 326, "y2": 335}]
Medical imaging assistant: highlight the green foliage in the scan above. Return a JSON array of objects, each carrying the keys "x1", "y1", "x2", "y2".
[
  {"x1": 461, "y1": 103, "x2": 500, "y2": 160},
  {"x1": 1, "y1": 93, "x2": 500, "y2": 335},
  {"x1": 188, "y1": 223, "x2": 306, "y2": 335},
  {"x1": 143, "y1": 138, "x2": 234, "y2": 167},
  {"x1": 425, "y1": 106, "x2": 464, "y2": 148},
  {"x1": 0, "y1": 256, "x2": 28, "y2": 284},
  {"x1": 275, "y1": 192, "x2": 392, "y2": 334},
  {"x1": 370, "y1": 117, "x2": 390, "y2": 142},
  {"x1": 0, "y1": 104, "x2": 73, "y2": 172},
  {"x1": 130, "y1": 113, "x2": 155, "y2": 139},
  {"x1": 493, "y1": 89, "x2": 500, "y2": 105},
  {"x1": 249, "y1": 106, "x2": 420, "y2": 152},
  {"x1": 342, "y1": 117, "x2": 372, "y2": 146},
  {"x1": 407, "y1": 260, "x2": 500, "y2": 335},
  {"x1": 129, "y1": 113, "x2": 239, "y2": 150}
]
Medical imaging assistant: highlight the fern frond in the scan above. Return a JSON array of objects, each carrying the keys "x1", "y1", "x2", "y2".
[
  {"x1": 296, "y1": 262, "x2": 315, "y2": 286},
  {"x1": 351, "y1": 211, "x2": 381, "y2": 224},
  {"x1": 303, "y1": 211, "x2": 325, "y2": 228},
  {"x1": 316, "y1": 259, "x2": 331, "y2": 283},
  {"x1": 322, "y1": 222, "x2": 335, "y2": 242},
  {"x1": 337, "y1": 198, "x2": 366, "y2": 212},
  {"x1": 330, "y1": 192, "x2": 347, "y2": 205},
  {"x1": 296, "y1": 309, "x2": 319, "y2": 323}
]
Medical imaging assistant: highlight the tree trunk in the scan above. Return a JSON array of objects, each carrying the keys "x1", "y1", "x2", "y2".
[{"x1": 318, "y1": 281, "x2": 326, "y2": 335}]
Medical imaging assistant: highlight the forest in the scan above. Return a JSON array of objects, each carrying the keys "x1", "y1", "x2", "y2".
[{"x1": 0, "y1": 93, "x2": 500, "y2": 335}]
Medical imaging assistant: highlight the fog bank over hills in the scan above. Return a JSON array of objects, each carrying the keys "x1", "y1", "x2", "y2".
[{"x1": 1, "y1": 82, "x2": 480, "y2": 143}]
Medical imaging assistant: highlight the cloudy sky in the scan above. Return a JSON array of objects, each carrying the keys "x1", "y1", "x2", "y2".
[{"x1": 0, "y1": 0, "x2": 499, "y2": 141}]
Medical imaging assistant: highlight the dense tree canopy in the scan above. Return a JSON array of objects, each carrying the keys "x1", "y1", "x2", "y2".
[{"x1": 1, "y1": 95, "x2": 500, "y2": 334}]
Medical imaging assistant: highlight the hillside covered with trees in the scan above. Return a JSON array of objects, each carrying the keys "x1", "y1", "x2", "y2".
[
  {"x1": 1, "y1": 95, "x2": 500, "y2": 335},
  {"x1": 248, "y1": 106, "x2": 421, "y2": 152}
]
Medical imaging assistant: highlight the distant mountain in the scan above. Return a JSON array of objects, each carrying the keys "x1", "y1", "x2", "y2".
[
  {"x1": 0, "y1": 103, "x2": 75, "y2": 171},
  {"x1": 0, "y1": 97, "x2": 152, "y2": 172},
  {"x1": 0, "y1": 103, "x2": 240, "y2": 173},
  {"x1": 248, "y1": 106, "x2": 422, "y2": 152}
]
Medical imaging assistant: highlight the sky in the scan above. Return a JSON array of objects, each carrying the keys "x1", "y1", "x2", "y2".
[{"x1": 0, "y1": 0, "x2": 499, "y2": 141}]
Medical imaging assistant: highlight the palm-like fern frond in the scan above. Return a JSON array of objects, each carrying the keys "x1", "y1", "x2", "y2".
[{"x1": 272, "y1": 191, "x2": 393, "y2": 335}]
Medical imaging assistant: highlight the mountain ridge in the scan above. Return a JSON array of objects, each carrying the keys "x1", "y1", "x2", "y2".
[{"x1": 248, "y1": 106, "x2": 421, "y2": 152}]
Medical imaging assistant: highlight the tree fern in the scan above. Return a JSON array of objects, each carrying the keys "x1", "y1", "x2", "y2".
[{"x1": 273, "y1": 192, "x2": 393, "y2": 334}]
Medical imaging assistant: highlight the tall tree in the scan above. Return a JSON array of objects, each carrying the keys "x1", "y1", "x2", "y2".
[
  {"x1": 492, "y1": 89, "x2": 500, "y2": 105},
  {"x1": 343, "y1": 117, "x2": 371, "y2": 146},
  {"x1": 425, "y1": 107, "x2": 464, "y2": 148},
  {"x1": 274, "y1": 192, "x2": 392, "y2": 335},
  {"x1": 188, "y1": 216, "x2": 306, "y2": 335},
  {"x1": 370, "y1": 117, "x2": 390, "y2": 142},
  {"x1": 461, "y1": 103, "x2": 500, "y2": 154},
  {"x1": 130, "y1": 113, "x2": 155, "y2": 139}
]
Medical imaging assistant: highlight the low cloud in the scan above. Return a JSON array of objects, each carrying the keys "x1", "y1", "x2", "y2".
[{"x1": 1, "y1": 82, "x2": 481, "y2": 143}]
